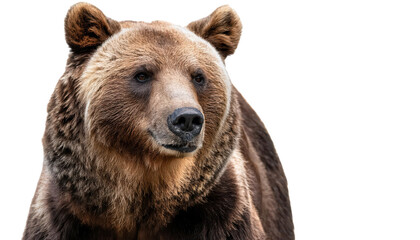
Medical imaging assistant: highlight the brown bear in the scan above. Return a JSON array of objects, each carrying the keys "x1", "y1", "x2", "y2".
[{"x1": 23, "y1": 3, "x2": 294, "y2": 240}]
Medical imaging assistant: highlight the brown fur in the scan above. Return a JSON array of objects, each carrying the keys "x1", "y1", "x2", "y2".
[
  {"x1": 24, "y1": 3, "x2": 294, "y2": 239},
  {"x1": 65, "y1": 3, "x2": 120, "y2": 52},
  {"x1": 188, "y1": 5, "x2": 242, "y2": 59}
]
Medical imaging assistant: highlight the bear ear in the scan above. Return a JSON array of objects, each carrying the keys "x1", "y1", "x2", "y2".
[
  {"x1": 187, "y1": 5, "x2": 242, "y2": 59},
  {"x1": 65, "y1": 2, "x2": 121, "y2": 53}
]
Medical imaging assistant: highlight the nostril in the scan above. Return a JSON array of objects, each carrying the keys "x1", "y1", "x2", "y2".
[
  {"x1": 192, "y1": 116, "x2": 203, "y2": 125},
  {"x1": 177, "y1": 116, "x2": 186, "y2": 126}
]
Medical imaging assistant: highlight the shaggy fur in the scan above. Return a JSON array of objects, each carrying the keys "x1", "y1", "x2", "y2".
[{"x1": 23, "y1": 3, "x2": 294, "y2": 240}]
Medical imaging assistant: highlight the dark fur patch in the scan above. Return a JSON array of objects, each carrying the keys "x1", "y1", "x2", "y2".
[
  {"x1": 236, "y1": 88, "x2": 295, "y2": 239},
  {"x1": 155, "y1": 166, "x2": 253, "y2": 240}
]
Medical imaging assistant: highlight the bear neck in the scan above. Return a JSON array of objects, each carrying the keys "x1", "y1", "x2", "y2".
[{"x1": 43, "y1": 54, "x2": 242, "y2": 232}]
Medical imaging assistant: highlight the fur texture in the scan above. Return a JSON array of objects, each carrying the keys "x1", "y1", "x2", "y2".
[{"x1": 24, "y1": 3, "x2": 294, "y2": 240}]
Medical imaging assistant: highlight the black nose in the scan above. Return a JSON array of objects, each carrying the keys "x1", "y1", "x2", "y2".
[{"x1": 167, "y1": 107, "x2": 204, "y2": 141}]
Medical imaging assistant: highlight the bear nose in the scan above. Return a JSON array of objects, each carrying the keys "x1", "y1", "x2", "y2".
[{"x1": 167, "y1": 107, "x2": 204, "y2": 141}]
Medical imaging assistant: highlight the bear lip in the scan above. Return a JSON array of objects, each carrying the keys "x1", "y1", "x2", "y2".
[
  {"x1": 162, "y1": 144, "x2": 197, "y2": 153},
  {"x1": 147, "y1": 129, "x2": 198, "y2": 153}
]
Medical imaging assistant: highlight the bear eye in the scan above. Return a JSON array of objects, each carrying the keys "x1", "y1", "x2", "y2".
[
  {"x1": 135, "y1": 71, "x2": 151, "y2": 83},
  {"x1": 193, "y1": 75, "x2": 205, "y2": 84},
  {"x1": 192, "y1": 70, "x2": 206, "y2": 86}
]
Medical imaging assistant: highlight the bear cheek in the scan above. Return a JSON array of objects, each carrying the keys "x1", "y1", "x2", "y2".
[
  {"x1": 87, "y1": 85, "x2": 150, "y2": 153},
  {"x1": 199, "y1": 81, "x2": 229, "y2": 147}
]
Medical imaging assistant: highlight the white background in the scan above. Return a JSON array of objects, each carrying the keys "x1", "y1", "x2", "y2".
[{"x1": 1, "y1": 0, "x2": 419, "y2": 239}]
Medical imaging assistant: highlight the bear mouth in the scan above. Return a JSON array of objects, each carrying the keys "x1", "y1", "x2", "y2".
[
  {"x1": 161, "y1": 144, "x2": 197, "y2": 153},
  {"x1": 148, "y1": 129, "x2": 198, "y2": 153}
]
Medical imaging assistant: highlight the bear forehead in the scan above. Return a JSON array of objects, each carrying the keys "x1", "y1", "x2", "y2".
[
  {"x1": 80, "y1": 20, "x2": 231, "y2": 108},
  {"x1": 94, "y1": 21, "x2": 225, "y2": 69}
]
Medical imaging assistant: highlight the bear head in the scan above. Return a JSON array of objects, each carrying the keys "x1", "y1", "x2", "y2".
[{"x1": 65, "y1": 3, "x2": 242, "y2": 165}]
